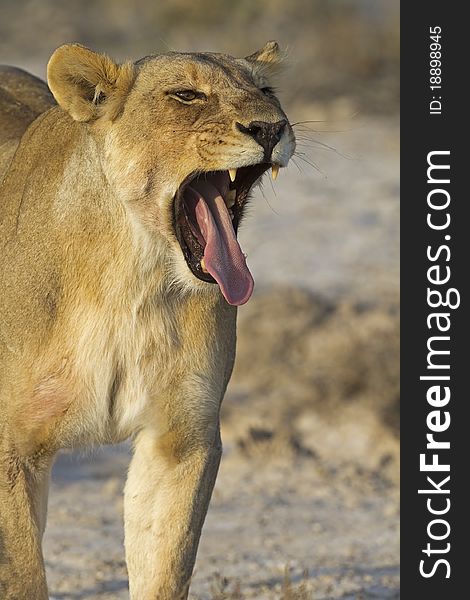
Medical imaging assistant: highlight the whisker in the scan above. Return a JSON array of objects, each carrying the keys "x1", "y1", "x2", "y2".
[
  {"x1": 292, "y1": 112, "x2": 361, "y2": 128},
  {"x1": 258, "y1": 181, "x2": 280, "y2": 216},
  {"x1": 291, "y1": 119, "x2": 327, "y2": 126},
  {"x1": 268, "y1": 175, "x2": 279, "y2": 201},
  {"x1": 294, "y1": 138, "x2": 354, "y2": 160},
  {"x1": 291, "y1": 157, "x2": 304, "y2": 174},
  {"x1": 294, "y1": 152, "x2": 326, "y2": 177},
  {"x1": 293, "y1": 123, "x2": 360, "y2": 134}
]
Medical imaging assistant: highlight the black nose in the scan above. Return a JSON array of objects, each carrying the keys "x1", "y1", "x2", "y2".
[{"x1": 236, "y1": 119, "x2": 287, "y2": 160}]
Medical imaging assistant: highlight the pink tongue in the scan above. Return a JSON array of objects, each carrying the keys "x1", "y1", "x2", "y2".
[{"x1": 188, "y1": 181, "x2": 254, "y2": 306}]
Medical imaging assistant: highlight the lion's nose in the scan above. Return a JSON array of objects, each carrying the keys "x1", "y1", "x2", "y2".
[{"x1": 236, "y1": 119, "x2": 287, "y2": 160}]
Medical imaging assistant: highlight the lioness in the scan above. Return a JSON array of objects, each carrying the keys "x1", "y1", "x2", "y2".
[{"x1": 0, "y1": 42, "x2": 295, "y2": 599}]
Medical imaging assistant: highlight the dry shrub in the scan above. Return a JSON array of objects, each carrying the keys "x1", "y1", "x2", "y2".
[
  {"x1": 209, "y1": 569, "x2": 313, "y2": 600},
  {"x1": 230, "y1": 286, "x2": 399, "y2": 434},
  {"x1": 210, "y1": 573, "x2": 243, "y2": 600},
  {"x1": 280, "y1": 568, "x2": 313, "y2": 600}
]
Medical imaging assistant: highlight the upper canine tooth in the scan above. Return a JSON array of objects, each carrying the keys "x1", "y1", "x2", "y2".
[
  {"x1": 226, "y1": 189, "x2": 236, "y2": 207},
  {"x1": 228, "y1": 168, "x2": 237, "y2": 182},
  {"x1": 271, "y1": 164, "x2": 280, "y2": 180}
]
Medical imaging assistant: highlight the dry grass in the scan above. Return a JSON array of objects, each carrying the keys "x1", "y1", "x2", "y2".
[
  {"x1": 208, "y1": 569, "x2": 314, "y2": 600},
  {"x1": 210, "y1": 574, "x2": 243, "y2": 600},
  {"x1": 280, "y1": 569, "x2": 313, "y2": 600}
]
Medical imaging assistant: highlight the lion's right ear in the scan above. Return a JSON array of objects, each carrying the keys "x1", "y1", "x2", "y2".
[{"x1": 47, "y1": 44, "x2": 135, "y2": 122}]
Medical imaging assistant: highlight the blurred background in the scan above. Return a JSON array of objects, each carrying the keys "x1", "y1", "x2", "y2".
[
  {"x1": 0, "y1": 0, "x2": 399, "y2": 115},
  {"x1": 1, "y1": 1, "x2": 399, "y2": 599}
]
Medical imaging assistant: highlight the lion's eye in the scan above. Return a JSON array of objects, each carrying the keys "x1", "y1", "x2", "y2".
[
  {"x1": 261, "y1": 86, "x2": 275, "y2": 96},
  {"x1": 171, "y1": 90, "x2": 205, "y2": 102},
  {"x1": 175, "y1": 90, "x2": 196, "y2": 101}
]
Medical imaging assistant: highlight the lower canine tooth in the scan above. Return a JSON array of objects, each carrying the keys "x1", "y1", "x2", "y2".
[
  {"x1": 228, "y1": 168, "x2": 237, "y2": 182},
  {"x1": 200, "y1": 258, "x2": 208, "y2": 273},
  {"x1": 271, "y1": 164, "x2": 280, "y2": 180}
]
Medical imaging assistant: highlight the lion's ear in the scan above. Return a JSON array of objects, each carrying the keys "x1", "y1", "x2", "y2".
[
  {"x1": 47, "y1": 44, "x2": 135, "y2": 122},
  {"x1": 244, "y1": 41, "x2": 285, "y2": 80},
  {"x1": 245, "y1": 41, "x2": 284, "y2": 65}
]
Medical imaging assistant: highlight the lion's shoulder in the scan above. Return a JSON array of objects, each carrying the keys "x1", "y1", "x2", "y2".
[{"x1": 0, "y1": 67, "x2": 55, "y2": 178}]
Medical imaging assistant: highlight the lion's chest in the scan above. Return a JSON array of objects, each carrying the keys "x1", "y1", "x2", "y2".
[
  {"x1": 28, "y1": 289, "x2": 232, "y2": 447},
  {"x1": 76, "y1": 304, "x2": 185, "y2": 443},
  {"x1": 25, "y1": 299, "x2": 183, "y2": 446}
]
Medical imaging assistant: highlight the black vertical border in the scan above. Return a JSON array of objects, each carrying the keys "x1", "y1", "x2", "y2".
[{"x1": 401, "y1": 3, "x2": 467, "y2": 598}]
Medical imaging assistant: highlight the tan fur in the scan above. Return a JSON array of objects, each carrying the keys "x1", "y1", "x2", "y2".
[{"x1": 0, "y1": 42, "x2": 295, "y2": 599}]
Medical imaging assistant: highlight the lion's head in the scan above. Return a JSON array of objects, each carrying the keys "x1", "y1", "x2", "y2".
[{"x1": 47, "y1": 42, "x2": 295, "y2": 305}]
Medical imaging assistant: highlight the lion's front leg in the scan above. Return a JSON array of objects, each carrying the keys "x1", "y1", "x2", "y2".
[
  {"x1": 0, "y1": 441, "x2": 52, "y2": 600},
  {"x1": 124, "y1": 415, "x2": 222, "y2": 599}
]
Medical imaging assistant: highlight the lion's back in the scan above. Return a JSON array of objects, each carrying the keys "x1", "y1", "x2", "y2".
[{"x1": 0, "y1": 66, "x2": 55, "y2": 180}]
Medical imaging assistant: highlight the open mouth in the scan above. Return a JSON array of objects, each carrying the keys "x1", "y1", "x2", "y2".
[{"x1": 174, "y1": 163, "x2": 273, "y2": 306}]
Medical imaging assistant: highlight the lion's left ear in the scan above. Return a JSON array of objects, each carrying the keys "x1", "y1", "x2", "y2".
[
  {"x1": 47, "y1": 44, "x2": 135, "y2": 122},
  {"x1": 244, "y1": 41, "x2": 286, "y2": 80},
  {"x1": 245, "y1": 41, "x2": 283, "y2": 65}
]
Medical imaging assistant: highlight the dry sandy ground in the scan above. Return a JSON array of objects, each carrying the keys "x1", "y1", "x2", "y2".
[
  {"x1": 42, "y1": 116, "x2": 399, "y2": 599},
  {"x1": 46, "y1": 438, "x2": 399, "y2": 600}
]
